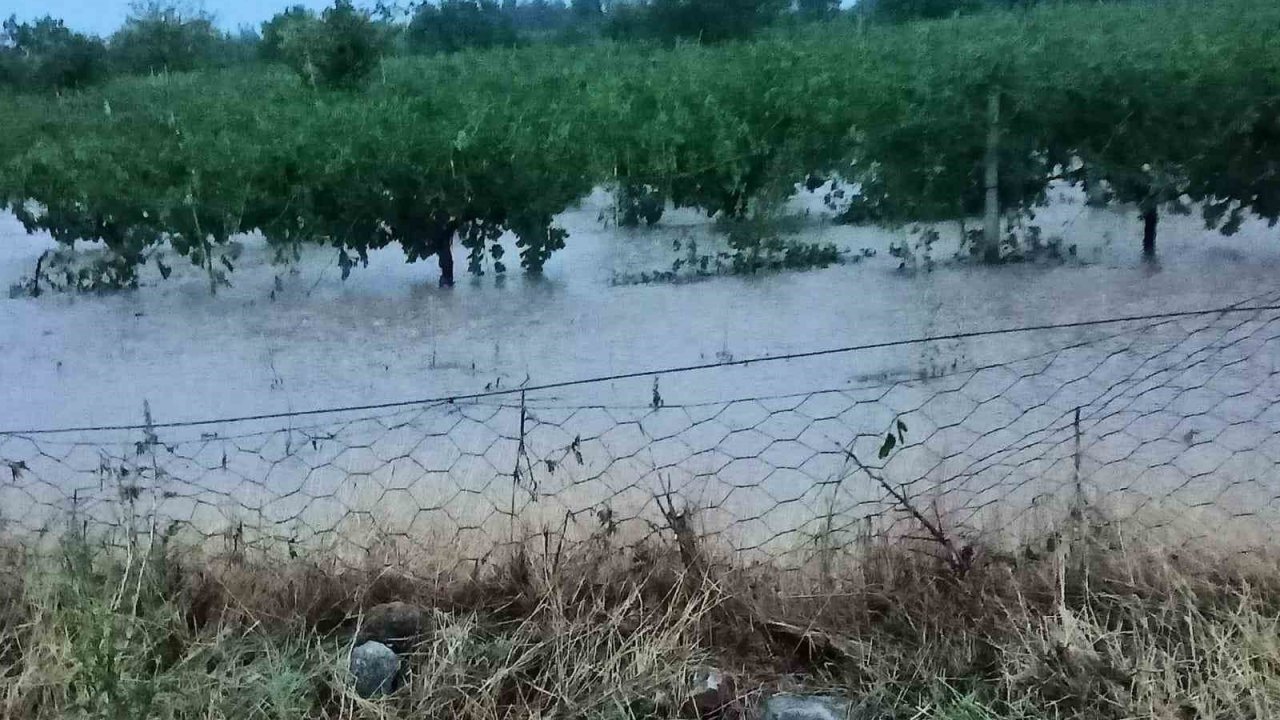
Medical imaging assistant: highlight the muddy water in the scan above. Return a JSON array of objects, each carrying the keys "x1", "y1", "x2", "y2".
[{"x1": 1, "y1": 186, "x2": 1278, "y2": 555}]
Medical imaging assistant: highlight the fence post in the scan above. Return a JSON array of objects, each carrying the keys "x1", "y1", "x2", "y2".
[
  {"x1": 1072, "y1": 406, "x2": 1082, "y2": 512},
  {"x1": 510, "y1": 390, "x2": 528, "y2": 543},
  {"x1": 70, "y1": 487, "x2": 80, "y2": 540},
  {"x1": 1071, "y1": 406, "x2": 1087, "y2": 573},
  {"x1": 982, "y1": 88, "x2": 1002, "y2": 264}
]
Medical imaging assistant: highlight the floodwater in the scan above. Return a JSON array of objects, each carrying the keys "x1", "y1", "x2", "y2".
[
  {"x1": 1, "y1": 186, "x2": 1278, "y2": 557},
  {"x1": 2, "y1": 186, "x2": 1277, "y2": 430}
]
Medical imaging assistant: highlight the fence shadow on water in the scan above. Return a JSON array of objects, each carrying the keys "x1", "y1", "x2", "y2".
[{"x1": 3, "y1": 293, "x2": 1279, "y2": 570}]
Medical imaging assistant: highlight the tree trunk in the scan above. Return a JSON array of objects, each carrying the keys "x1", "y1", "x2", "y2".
[
  {"x1": 982, "y1": 89, "x2": 1001, "y2": 264},
  {"x1": 1142, "y1": 206, "x2": 1158, "y2": 260},
  {"x1": 437, "y1": 240, "x2": 454, "y2": 287},
  {"x1": 31, "y1": 249, "x2": 48, "y2": 298},
  {"x1": 1083, "y1": 166, "x2": 1108, "y2": 207},
  {"x1": 435, "y1": 215, "x2": 460, "y2": 285}
]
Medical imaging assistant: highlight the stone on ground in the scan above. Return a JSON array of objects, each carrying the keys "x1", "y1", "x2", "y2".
[
  {"x1": 349, "y1": 641, "x2": 400, "y2": 698},
  {"x1": 356, "y1": 601, "x2": 431, "y2": 652},
  {"x1": 685, "y1": 667, "x2": 742, "y2": 720},
  {"x1": 760, "y1": 694, "x2": 850, "y2": 720},
  {"x1": 761, "y1": 694, "x2": 891, "y2": 720}
]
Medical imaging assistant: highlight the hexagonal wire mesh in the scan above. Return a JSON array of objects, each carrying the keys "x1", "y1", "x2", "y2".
[{"x1": 2, "y1": 291, "x2": 1278, "y2": 571}]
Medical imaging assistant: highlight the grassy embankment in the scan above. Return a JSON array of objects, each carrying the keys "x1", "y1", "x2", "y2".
[{"x1": 3, "y1": 512, "x2": 1280, "y2": 719}]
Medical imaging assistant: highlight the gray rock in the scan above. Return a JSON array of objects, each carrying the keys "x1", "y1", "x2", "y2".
[
  {"x1": 761, "y1": 694, "x2": 850, "y2": 720},
  {"x1": 356, "y1": 601, "x2": 431, "y2": 653},
  {"x1": 694, "y1": 667, "x2": 726, "y2": 692},
  {"x1": 349, "y1": 641, "x2": 400, "y2": 698},
  {"x1": 684, "y1": 667, "x2": 741, "y2": 719},
  {"x1": 761, "y1": 694, "x2": 893, "y2": 720}
]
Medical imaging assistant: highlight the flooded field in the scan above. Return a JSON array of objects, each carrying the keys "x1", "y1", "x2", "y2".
[{"x1": 2, "y1": 186, "x2": 1278, "y2": 558}]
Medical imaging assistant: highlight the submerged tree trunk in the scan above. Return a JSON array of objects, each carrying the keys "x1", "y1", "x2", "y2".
[
  {"x1": 30, "y1": 249, "x2": 48, "y2": 298},
  {"x1": 434, "y1": 219, "x2": 459, "y2": 287},
  {"x1": 1142, "y1": 205, "x2": 1158, "y2": 260},
  {"x1": 437, "y1": 236, "x2": 455, "y2": 286},
  {"x1": 1083, "y1": 166, "x2": 1109, "y2": 207},
  {"x1": 982, "y1": 89, "x2": 1001, "y2": 264}
]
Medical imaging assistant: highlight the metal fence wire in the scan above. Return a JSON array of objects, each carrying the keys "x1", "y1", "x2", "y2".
[{"x1": 3, "y1": 290, "x2": 1279, "y2": 568}]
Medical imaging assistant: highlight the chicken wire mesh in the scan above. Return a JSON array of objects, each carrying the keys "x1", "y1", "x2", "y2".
[{"x1": 2, "y1": 290, "x2": 1279, "y2": 568}]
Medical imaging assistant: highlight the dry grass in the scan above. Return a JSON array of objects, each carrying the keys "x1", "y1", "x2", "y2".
[{"x1": 3, "y1": 515, "x2": 1280, "y2": 720}]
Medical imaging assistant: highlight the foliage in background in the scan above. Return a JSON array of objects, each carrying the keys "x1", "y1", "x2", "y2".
[
  {"x1": 795, "y1": 0, "x2": 841, "y2": 23},
  {"x1": 0, "y1": 16, "x2": 109, "y2": 92},
  {"x1": 509, "y1": 0, "x2": 575, "y2": 33},
  {"x1": 107, "y1": 3, "x2": 230, "y2": 75},
  {"x1": 1, "y1": 0, "x2": 1279, "y2": 292},
  {"x1": 605, "y1": 0, "x2": 789, "y2": 42},
  {"x1": 858, "y1": 0, "x2": 985, "y2": 23},
  {"x1": 408, "y1": 0, "x2": 519, "y2": 53},
  {"x1": 857, "y1": 0, "x2": 1087, "y2": 24},
  {"x1": 260, "y1": 4, "x2": 316, "y2": 62},
  {"x1": 277, "y1": 0, "x2": 385, "y2": 89}
]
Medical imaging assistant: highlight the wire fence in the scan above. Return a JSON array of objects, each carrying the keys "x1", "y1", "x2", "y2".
[{"x1": 3, "y1": 290, "x2": 1279, "y2": 568}]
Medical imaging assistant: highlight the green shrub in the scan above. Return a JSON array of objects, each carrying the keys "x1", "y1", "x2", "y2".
[
  {"x1": 861, "y1": 0, "x2": 984, "y2": 23},
  {"x1": 260, "y1": 5, "x2": 316, "y2": 62},
  {"x1": 408, "y1": 0, "x2": 519, "y2": 54},
  {"x1": 108, "y1": 3, "x2": 226, "y2": 74},
  {"x1": 606, "y1": 0, "x2": 787, "y2": 41},
  {"x1": 279, "y1": 1, "x2": 384, "y2": 89},
  {"x1": 0, "y1": 15, "x2": 109, "y2": 91}
]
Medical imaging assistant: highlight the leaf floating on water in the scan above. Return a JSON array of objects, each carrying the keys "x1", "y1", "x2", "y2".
[{"x1": 878, "y1": 433, "x2": 896, "y2": 459}]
